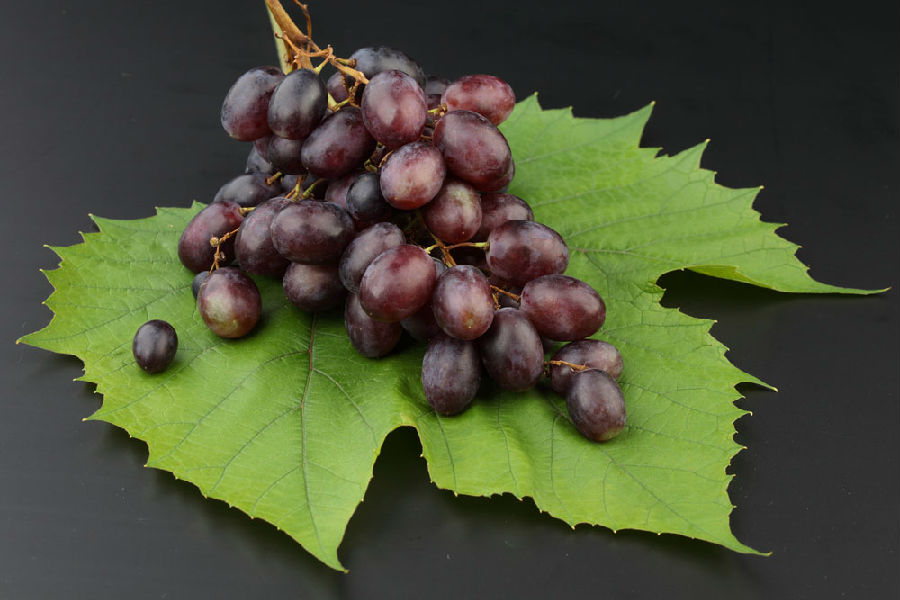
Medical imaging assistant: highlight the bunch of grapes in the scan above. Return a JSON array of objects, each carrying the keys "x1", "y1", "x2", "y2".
[{"x1": 143, "y1": 2, "x2": 626, "y2": 443}]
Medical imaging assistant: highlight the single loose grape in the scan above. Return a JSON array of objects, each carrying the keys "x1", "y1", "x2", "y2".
[{"x1": 132, "y1": 320, "x2": 178, "y2": 374}]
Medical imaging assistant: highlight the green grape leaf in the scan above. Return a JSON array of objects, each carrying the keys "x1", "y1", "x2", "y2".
[{"x1": 20, "y1": 96, "x2": 870, "y2": 570}]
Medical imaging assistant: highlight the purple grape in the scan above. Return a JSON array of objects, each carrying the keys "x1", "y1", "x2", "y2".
[
  {"x1": 433, "y1": 110, "x2": 512, "y2": 192},
  {"x1": 473, "y1": 192, "x2": 533, "y2": 241},
  {"x1": 432, "y1": 265, "x2": 494, "y2": 340},
  {"x1": 422, "y1": 334, "x2": 481, "y2": 416},
  {"x1": 132, "y1": 320, "x2": 177, "y2": 374},
  {"x1": 254, "y1": 135, "x2": 271, "y2": 160},
  {"x1": 400, "y1": 302, "x2": 440, "y2": 342},
  {"x1": 359, "y1": 245, "x2": 436, "y2": 322},
  {"x1": 422, "y1": 178, "x2": 482, "y2": 243},
  {"x1": 379, "y1": 141, "x2": 445, "y2": 210},
  {"x1": 283, "y1": 263, "x2": 346, "y2": 312},
  {"x1": 246, "y1": 144, "x2": 276, "y2": 177},
  {"x1": 301, "y1": 107, "x2": 376, "y2": 179},
  {"x1": 344, "y1": 293, "x2": 403, "y2": 358},
  {"x1": 350, "y1": 46, "x2": 426, "y2": 88},
  {"x1": 550, "y1": 340, "x2": 623, "y2": 395},
  {"x1": 191, "y1": 271, "x2": 210, "y2": 299},
  {"x1": 361, "y1": 70, "x2": 427, "y2": 148},
  {"x1": 338, "y1": 222, "x2": 405, "y2": 293},
  {"x1": 270, "y1": 200, "x2": 355, "y2": 264},
  {"x1": 324, "y1": 172, "x2": 359, "y2": 210},
  {"x1": 399, "y1": 258, "x2": 447, "y2": 341},
  {"x1": 566, "y1": 370, "x2": 626, "y2": 442},
  {"x1": 477, "y1": 307, "x2": 544, "y2": 392},
  {"x1": 346, "y1": 172, "x2": 392, "y2": 223},
  {"x1": 520, "y1": 274, "x2": 606, "y2": 341},
  {"x1": 486, "y1": 220, "x2": 569, "y2": 287},
  {"x1": 267, "y1": 68, "x2": 328, "y2": 140},
  {"x1": 178, "y1": 201, "x2": 244, "y2": 273},
  {"x1": 213, "y1": 173, "x2": 282, "y2": 208},
  {"x1": 221, "y1": 66, "x2": 283, "y2": 141},
  {"x1": 442, "y1": 75, "x2": 516, "y2": 126},
  {"x1": 197, "y1": 267, "x2": 262, "y2": 338},
  {"x1": 267, "y1": 136, "x2": 306, "y2": 175},
  {"x1": 234, "y1": 196, "x2": 291, "y2": 277},
  {"x1": 326, "y1": 72, "x2": 349, "y2": 102}
]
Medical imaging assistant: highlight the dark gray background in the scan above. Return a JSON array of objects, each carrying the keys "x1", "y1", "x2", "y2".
[{"x1": 1, "y1": 1, "x2": 897, "y2": 598}]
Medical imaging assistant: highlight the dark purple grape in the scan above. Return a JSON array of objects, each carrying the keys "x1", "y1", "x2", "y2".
[
  {"x1": 520, "y1": 275, "x2": 606, "y2": 341},
  {"x1": 234, "y1": 196, "x2": 291, "y2": 277},
  {"x1": 221, "y1": 66, "x2": 283, "y2": 141},
  {"x1": 432, "y1": 265, "x2": 494, "y2": 340},
  {"x1": 178, "y1": 202, "x2": 244, "y2": 273},
  {"x1": 400, "y1": 302, "x2": 440, "y2": 342},
  {"x1": 132, "y1": 320, "x2": 177, "y2": 374},
  {"x1": 486, "y1": 220, "x2": 569, "y2": 287},
  {"x1": 213, "y1": 173, "x2": 281, "y2": 208},
  {"x1": 442, "y1": 75, "x2": 516, "y2": 126},
  {"x1": 550, "y1": 340, "x2": 623, "y2": 395},
  {"x1": 267, "y1": 136, "x2": 306, "y2": 175},
  {"x1": 477, "y1": 307, "x2": 544, "y2": 391},
  {"x1": 338, "y1": 222, "x2": 405, "y2": 293},
  {"x1": 324, "y1": 172, "x2": 358, "y2": 210},
  {"x1": 433, "y1": 110, "x2": 512, "y2": 192},
  {"x1": 350, "y1": 46, "x2": 426, "y2": 88},
  {"x1": 424, "y1": 75, "x2": 450, "y2": 96},
  {"x1": 422, "y1": 178, "x2": 482, "y2": 243},
  {"x1": 399, "y1": 258, "x2": 447, "y2": 341},
  {"x1": 346, "y1": 172, "x2": 392, "y2": 223},
  {"x1": 379, "y1": 141, "x2": 445, "y2": 210},
  {"x1": 361, "y1": 70, "x2": 427, "y2": 148},
  {"x1": 301, "y1": 107, "x2": 376, "y2": 179},
  {"x1": 191, "y1": 271, "x2": 210, "y2": 299},
  {"x1": 254, "y1": 135, "x2": 271, "y2": 160},
  {"x1": 422, "y1": 334, "x2": 481, "y2": 416},
  {"x1": 267, "y1": 68, "x2": 328, "y2": 140},
  {"x1": 197, "y1": 267, "x2": 262, "y2": 338},
  {"x1": 473, "y1": 192, "x2": 533, "y2": 241},
  {"x1": 344, "y1": 293, "x2": 403, "y2": 358},
  {"x1": 283, "y1": 263, "x2": 346, "y2": 312},
  {"x1": 359, "y1": 245, "x2": 436, "y2": 322},
  {"x1": 270, "y1": 200, "x2": 355, "y2": 264},
  {"x1": 326, "y1": 72, "x2": 349, "y2": 102},
  {"x1": 246, "y1": 144, "x2": 277, "y2": 177},
  {"x1": 566, "y1": 370, "x2": 626, "y2": 442}
]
